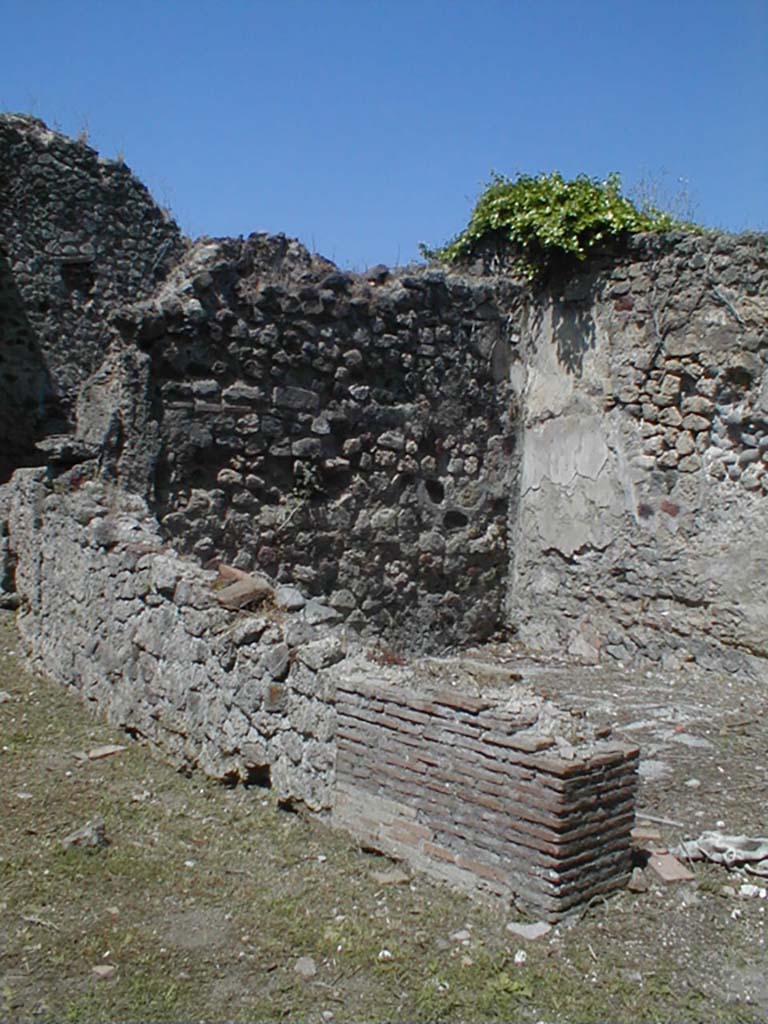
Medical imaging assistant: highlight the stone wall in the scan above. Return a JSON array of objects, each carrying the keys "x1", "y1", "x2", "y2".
[
  {"x1": 0, "y1": 114, "x2": 184, "y2": 480},
  {"x1": 3, "y1": 116, "x2": 766, "y2": 676},
  {"x1": 8, "y1": 468, "x2": 344, "y2": 811},
  {"x1": 509, "y1": 233, "x2": 768, "y2": 678},
  {"x1": 115, "y1": 234, "x2": 520, "y2": 649},
  {"x1": 7, "y1": 117, "x2": 768, "y2": 914},
  {"x1": 7, "y1": 466, "x2": 637, "y2": 918}
]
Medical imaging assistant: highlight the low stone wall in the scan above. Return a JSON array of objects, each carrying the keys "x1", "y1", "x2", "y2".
[
  {"x1": 8, "y1": 468, "x2": 345, "y2": 810},
  {"x1": 5, "y1": 466, "x2": 638, "y2": 917},
  {"x1": 333, "y1": 665, "x2": 638, "y2": 920}
]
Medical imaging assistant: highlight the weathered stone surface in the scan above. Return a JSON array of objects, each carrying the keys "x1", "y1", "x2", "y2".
[
  {"x1": 216, "y1": 575, "x2": 273, "y2": 610},
  {"x1": 296, "y1": 637, "x2": 345, "y2": 671},
  {"x1": 3, "y1": 116, "x2": 767, "y2": 677},
  {"x1": 62, "y1": 819, "x2": 109, "y2": 850},
  {"x1": 275, "y1": 586, "x2": 306, "y2": 612},
  {"x1": 304, "y1": 601, "x2": 343, "y2": 627},
  {"x1": 230, "y1": 616, "x2": 268, "y2": 646},
  {"x1": 3, "y1": 115, "x2": 768, "y2": 920},
  {"x1": 509, "y1": 235, "x2": 768, "y2": 679},
  {"x1": 0, "y1": 114, "x2": 183, "y2": 483}
]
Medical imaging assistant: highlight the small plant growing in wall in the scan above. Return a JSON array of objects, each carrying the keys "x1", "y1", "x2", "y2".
[{"x1": 421, "y1": 171, "x2": 690, "y2": 280}]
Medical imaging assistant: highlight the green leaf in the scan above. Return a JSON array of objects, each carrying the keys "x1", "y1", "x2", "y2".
[{"x1": 423, "y1": 170, "x2": 695, "y2": 279}]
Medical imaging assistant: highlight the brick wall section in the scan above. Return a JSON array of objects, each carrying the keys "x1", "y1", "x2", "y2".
[{"x1": 332, "y1": 668, "x2": 639, "y2": 920}]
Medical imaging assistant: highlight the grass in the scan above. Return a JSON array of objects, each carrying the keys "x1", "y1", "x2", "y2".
[{"x1": 1, "y1": 609, "x2": 767, "y2": 1023}]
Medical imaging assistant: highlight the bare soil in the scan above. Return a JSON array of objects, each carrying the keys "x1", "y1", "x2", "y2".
[{"x1": 1, "y1": 611, "x2": 766, "y2": 1023}]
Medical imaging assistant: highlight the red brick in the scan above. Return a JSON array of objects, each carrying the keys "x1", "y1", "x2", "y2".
[
  {"x1": 473, "y1": 793, "x2": 505, "y2": 813},
  {"x1": 648, "y1": 852, "x2": 695, "y2": 883},
  {"x1": 484, "y1": 732, "x2": 557, "y2": 753},
  {"x1": 431, "y1": 719, "x2": 483, "y2": 740},
  {"x1": 433, "y1": 691, "x2": 493, "y2": 714},
  {"x1": 423, "y1": 842, "x2": 458, "y2": 863},
  {"x1": 379, "y1": 704, "x2": 432, "y2": 727},
  {"x1": 384, "y1": 820, "x2": 433, "y2": 845},
  {"x1": 333, "y1": 677, "x2": 638, "y2": 920},
  {"x1": 412, "y1": 749, "x2": 445, "y2": 769},
  {"x1": 456, "y1": 856, "x2": 508, "y2": 883}
]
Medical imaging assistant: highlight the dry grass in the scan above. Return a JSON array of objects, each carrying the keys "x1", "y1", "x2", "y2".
[{"x1": 1, "y1": 610, "x2": 766, "y2": 1023}]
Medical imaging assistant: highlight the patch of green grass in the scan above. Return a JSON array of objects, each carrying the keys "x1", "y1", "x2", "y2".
[{"x1": 61, "y1": 970, "x2": 184, "y2": 1023}]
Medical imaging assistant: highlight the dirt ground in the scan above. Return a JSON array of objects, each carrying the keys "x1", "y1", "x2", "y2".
[{"x1": 1, "y1": 610, "x2": 766, "y2": 1023}]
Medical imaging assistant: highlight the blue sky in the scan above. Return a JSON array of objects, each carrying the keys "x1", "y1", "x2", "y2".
[{"x1": 2, "y1": 0, "x2": 766, "y2": 269}]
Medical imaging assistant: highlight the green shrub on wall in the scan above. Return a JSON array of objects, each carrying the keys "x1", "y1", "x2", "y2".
[{"x1": 421, "y1": 171, "x2": 686, "y2": 280}]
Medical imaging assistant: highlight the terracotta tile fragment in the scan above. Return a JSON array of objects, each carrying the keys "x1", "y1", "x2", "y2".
[{"x1": 648, "y1": 852, "x2": 695, "y2": 883}]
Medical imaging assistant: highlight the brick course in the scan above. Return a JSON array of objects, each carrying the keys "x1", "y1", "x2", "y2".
[{"x1": 333, "y1": 667, "x2": 639, "y2": 921}]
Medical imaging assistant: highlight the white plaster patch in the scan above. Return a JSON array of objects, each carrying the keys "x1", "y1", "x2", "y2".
[{"x1": 522, "y1": 415, "x2": 609, "y2": 493}]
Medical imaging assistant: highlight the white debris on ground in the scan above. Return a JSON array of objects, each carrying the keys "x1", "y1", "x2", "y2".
[{"x1": 673, "y1": 831, "x2": 768, "y2": 876}]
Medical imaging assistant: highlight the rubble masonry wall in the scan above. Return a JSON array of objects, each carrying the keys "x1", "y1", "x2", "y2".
[
  {"x1": 7, "y1": 468, "x2": 637, "y2": 919},
  {"x1": 2, "y1": 115, "x2": 767, "y2": 675},
  {"x1": 509, "y1": 233, "x2": 768, "y2": 678},
  {"x1": 0, "y1": 114, "x2": 183, "y2": 479},
  {"x1": 118, "y1": 234, "x2": 520, "y2": 650},
  {"x1": 5, "y1": 116, "x2": 767, "y2": 914},
  {"x1": 8, "y1": 470, "x2": 344, "y2": 811}
]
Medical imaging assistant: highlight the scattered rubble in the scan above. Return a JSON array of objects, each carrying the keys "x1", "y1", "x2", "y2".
[
  {"x1": 62, "y1": 819, "x2": 109, "y2": 851},
  {"x1": 505, "y1": 920, "x2": 552, "y2": 940},
  {"x1": 294, "y1": 956, "x2": 317, "y2": 980},
  {"x1": 371, "y1": 866, "x2": 410, "y2": 887},
  {"x1": 86, "y1": 744, "x2": 127, "y2": 761},
  {"x1": 91, "y1": 964, "x2": 117, "y2": 980},
  {"x1": 647, "y1": 852, "x2": 696, "y2": 884}
]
